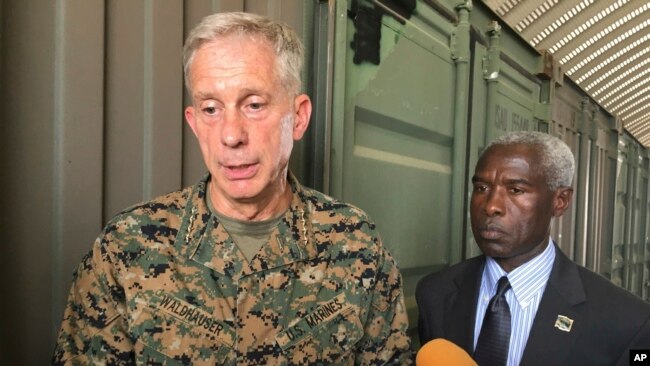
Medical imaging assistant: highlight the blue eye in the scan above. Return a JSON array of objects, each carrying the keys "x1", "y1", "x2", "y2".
[{"x1": 247, "y1": 102, "x2": 267, "y2": 112}]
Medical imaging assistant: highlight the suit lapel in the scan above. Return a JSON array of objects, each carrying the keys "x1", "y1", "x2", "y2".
[
  {"x1": 520, "y1": 245, "x2": 586, "y2": 365},
  {"x1": 446, "y1": 257, "x2": 484, "y2": 353}
]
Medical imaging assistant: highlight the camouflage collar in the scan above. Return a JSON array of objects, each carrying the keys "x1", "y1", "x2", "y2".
[{"x1": 177, "y1": 173, "x2": 317, "y2": 280}]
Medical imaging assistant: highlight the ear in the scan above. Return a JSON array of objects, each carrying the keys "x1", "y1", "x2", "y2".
[
  {"x1": 184, "y1": 106, "x2": 199, "y2": 138},
  {"x1": 292, "y1": 94, "x2": 312, "y2": 140},
  {"x1": 552, "y1": 187, "x2": 573, "y2": 217}
]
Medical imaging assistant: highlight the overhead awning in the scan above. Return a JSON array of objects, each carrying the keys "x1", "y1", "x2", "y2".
[{"x1": 483, "y1": 0, "x2": 650, "y2": 146}]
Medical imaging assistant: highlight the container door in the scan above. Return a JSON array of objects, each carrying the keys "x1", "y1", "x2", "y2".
[
  {"x1": 638, "y1": 151, "x2": 650, "y2": 301},
  {"x1": 327, "y1": 0, "x2": 468, "y2": 342},
  {"x1": 614, "y1": 135, "x2": 648, "y2": 295}
]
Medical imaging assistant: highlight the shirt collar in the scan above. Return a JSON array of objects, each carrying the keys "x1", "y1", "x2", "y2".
[{"x1": 484, "y1": 238, "x2": 556, "y2": 307}]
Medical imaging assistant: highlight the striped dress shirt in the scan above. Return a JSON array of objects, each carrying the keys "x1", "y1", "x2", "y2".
[{"x1": 473, "y1": 239, "x2": 556, "y2": 366}]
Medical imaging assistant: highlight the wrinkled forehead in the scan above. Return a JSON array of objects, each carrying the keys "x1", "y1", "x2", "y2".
[
  {"x1": 474, "y1": 143, "x2": 546, "y2": 181},
  {"x1": 188, "y1": 35, "x2": 280, "y2": 85}
]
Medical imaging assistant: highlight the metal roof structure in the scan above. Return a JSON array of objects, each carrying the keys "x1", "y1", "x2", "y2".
[{"x1": 483, "y1": 0, "x2": 650, "y2": 147}]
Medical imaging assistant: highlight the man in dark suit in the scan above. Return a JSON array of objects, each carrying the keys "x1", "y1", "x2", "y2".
[{"x1": 416, "y1": 131, "x2": 650, "y2": 366}]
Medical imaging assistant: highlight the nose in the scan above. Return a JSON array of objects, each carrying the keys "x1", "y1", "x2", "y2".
[
  {"x1": 484, "y1": 187, "x2": 504, "y2": 217},
  {"x1": 220, "y1": 109, "x2": 248, "y2": 147}
]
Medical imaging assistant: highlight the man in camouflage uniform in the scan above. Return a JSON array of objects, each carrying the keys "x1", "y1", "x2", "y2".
[{"x1": 53, "y1": 12, "x2": 413, "y2": 365}]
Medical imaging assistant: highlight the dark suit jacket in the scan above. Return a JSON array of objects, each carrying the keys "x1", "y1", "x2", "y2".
[{"x1": 416, "y1": 245, "x2": 650, "y2": 365}]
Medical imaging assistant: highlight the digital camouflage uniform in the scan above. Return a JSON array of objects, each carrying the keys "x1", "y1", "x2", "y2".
[{"x1": 53, "y1": 174, "x2": 413, "y2": 365}]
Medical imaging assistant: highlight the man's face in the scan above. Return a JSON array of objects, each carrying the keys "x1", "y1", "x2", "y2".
[
  {"x1": 184, "y1": 35, "x2": 311, "y2": 211},
  {"x1": 470, "y1": 144, "x2": 572, "y2": 272}
]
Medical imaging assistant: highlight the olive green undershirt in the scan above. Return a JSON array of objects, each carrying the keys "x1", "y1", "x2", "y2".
[{"x1": 206, "y1": 187, "x2": 283, "y2": 261}]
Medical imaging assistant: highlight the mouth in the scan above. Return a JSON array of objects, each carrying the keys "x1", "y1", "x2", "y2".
[
  {"x1": 476, "y1": 223, "x2": 506, "y2": 240},
  {"x1": 221, "y1": 162, "x2": 259, "y2": 180}
]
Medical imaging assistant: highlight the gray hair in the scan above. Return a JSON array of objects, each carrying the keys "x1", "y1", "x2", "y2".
[
  {"x1": 485, "y1": 131, "x2": 575, "y2": 191},
  {"x1": 183, "y1": 12, "x2": 304, "y2": 95}
]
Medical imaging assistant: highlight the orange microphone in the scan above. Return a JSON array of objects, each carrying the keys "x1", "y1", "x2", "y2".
[{"x1": 415, "y1": 338, "x2": 478, "y2": 366}]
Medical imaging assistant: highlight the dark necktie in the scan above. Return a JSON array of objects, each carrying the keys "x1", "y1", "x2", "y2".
[{"x1": 474, "y1": 276, "x2": 512, "y2": 366}]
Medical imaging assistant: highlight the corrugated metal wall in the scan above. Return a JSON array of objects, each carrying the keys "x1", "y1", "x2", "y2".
[{"x1": 0, "y1": 1, "x2": 308, "y2": 364}]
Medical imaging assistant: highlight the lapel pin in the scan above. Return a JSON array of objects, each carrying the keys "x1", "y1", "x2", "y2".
[{"x1": 554, "y1": 315, "x2": 574, "y2": 332}]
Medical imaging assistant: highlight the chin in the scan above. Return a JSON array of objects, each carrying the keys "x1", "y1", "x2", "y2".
[
  {"x1": 217, "y1": 180, "x2": 261, "y2": 200},
  {"x1": 477, "y1": 242, "x2": 509, "y2": 257}
]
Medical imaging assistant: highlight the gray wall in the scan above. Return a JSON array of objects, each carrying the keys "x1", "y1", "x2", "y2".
[{"x1": 0, "y1": 1, "x2": 308, "y2": 364}]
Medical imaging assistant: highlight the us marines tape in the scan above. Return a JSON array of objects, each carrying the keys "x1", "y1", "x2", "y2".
[{"x1": 275, "y1": 293, "x2": 356, "y2": 349}]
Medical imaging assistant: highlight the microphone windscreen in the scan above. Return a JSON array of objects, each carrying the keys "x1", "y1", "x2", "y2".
[{"x1": 415, "y1": 338, "x2": 477, "y2": 366}]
